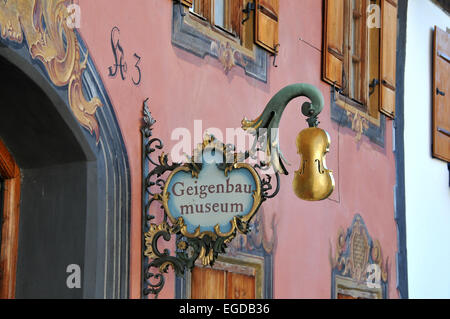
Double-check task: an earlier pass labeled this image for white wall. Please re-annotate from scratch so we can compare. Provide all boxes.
[404,0,450,299]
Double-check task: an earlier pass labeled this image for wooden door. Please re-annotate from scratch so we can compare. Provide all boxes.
[0,139,20,299]
[191,267,226,299]
[190,266,256,299]
[226,272,255,299]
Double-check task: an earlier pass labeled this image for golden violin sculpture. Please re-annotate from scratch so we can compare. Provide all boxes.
[242,83,334,201]
[293,127,335,201]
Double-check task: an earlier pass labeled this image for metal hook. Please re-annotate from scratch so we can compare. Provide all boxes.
[331,82,338,102]
[272,43,280,67]
[436,88,446,96]
[369,78,380,96]
[242,2,255,24]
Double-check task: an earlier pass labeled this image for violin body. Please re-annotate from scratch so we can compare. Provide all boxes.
[292,127,335,201]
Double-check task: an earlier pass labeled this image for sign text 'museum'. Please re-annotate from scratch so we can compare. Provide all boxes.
[171,178,252,215]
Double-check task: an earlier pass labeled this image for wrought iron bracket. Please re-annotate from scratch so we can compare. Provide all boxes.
[272,43,280,67]
[141,99,280,299]
[142,84,329,298]
[436,87,446,96]
[242,2,256,24]
[369,78,380,96]
[242,83,325,175]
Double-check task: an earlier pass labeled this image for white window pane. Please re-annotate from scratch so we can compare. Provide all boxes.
[215,0,225,28]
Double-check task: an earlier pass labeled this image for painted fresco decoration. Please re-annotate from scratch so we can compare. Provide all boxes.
[1,1,132,298]
[0,0,102,142]
[347,110,370,142]
[141,100,280,298]
[210,40,247,74]
[108,26,142,86]
[228,208,277,255]
[331,89,386,147]
[330,215,388,298]
[171,2,268,82]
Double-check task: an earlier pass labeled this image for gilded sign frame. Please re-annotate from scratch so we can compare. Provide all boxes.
[161,137,262,241]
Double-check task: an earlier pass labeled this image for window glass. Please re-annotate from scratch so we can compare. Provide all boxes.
[214,0,225,29]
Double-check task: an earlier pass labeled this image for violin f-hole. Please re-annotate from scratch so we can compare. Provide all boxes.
[315,159,325,174]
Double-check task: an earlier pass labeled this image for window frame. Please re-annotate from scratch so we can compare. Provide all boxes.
[189,0,246,47]
[334,275,383,299]
[172,1,268,82]
[342,0,369,107]
[323,0,393,121]
[323,0,399,146]
[339,0,387,120]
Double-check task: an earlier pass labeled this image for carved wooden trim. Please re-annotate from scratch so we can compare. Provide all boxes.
[0,139,20,299]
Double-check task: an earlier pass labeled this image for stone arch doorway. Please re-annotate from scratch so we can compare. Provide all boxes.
[0,36,130,298]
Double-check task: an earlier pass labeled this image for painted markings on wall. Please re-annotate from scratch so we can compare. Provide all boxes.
[108,26,143,86]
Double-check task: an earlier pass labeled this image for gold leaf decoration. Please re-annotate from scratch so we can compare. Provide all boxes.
[346,110,369,142]
[0,0,102,142]
[210,40,247,74]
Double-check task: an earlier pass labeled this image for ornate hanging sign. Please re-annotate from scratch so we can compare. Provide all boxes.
[141,105,279,298]
[142,83,334,298]
[162,139,262,239]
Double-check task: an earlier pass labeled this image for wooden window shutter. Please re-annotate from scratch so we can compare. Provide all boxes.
[432,26,450,162]
[191,0,211,21]
[322,0,345,88]
[254,0,279,54]
[379,0,398,119]
[230,0,243,38]
[181,0,193,8]
[203,0,212,22]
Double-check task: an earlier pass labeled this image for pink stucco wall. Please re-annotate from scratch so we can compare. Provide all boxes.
[78,0,398,299]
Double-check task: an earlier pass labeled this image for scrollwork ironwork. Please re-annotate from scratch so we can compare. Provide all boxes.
[141,100,280,299]
[142,98,180,298]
